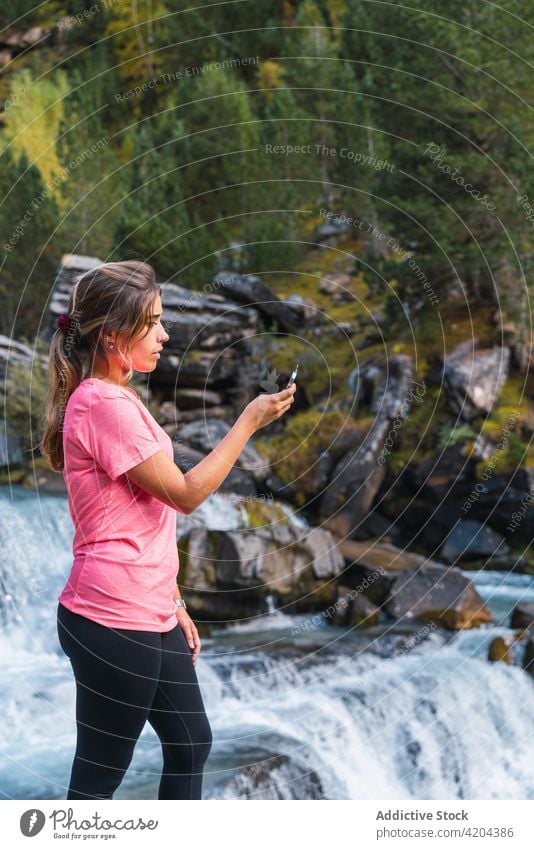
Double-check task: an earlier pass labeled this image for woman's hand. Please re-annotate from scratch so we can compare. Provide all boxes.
[175,607,201,665]
[243,383,296,432]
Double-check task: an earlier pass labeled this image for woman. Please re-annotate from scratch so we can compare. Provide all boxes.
[40,260,296,800]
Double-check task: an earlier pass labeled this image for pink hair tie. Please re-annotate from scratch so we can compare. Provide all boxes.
[57,313,70,332]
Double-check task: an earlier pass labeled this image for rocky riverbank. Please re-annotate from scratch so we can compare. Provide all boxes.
[3,250,534,635]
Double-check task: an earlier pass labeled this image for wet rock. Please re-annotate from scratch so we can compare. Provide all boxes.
[335,539,444,606]
[510,603,534,629]
[219,753,325,800]
[488,635,514,664]
[384,564,493,630]
[177,522,343,621]
[330,584,381,627]
[21,466,67,494]
[524,631,534,678]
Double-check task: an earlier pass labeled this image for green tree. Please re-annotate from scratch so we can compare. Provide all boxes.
[104,0,168,115]
[113,116,219,283]
[341,0,534,329]
[0,145,59,337]
[55,68,124,257]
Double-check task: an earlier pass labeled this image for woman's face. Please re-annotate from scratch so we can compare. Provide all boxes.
[124,294,170,373]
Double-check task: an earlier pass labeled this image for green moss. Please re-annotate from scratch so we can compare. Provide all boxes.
[0,469,25,484]
[255,408,360,491]
[387,386,449,474]
[414,304,495,357]
[241,499,289,527]
[476,434,527,476]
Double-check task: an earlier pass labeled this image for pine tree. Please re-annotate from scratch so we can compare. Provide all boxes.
[0,145,59,337]
[55,68,123,257]
[104,0,167,114]
[341,0,534,329]
[113,115,219,283]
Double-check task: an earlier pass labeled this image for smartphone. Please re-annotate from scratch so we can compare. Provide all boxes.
[286,363,299,388]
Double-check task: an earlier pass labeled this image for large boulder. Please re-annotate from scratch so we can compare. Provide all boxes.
[442,340,510,420]
[510,603,534,629]
[177,521,344,622]
[348,354,416,419]
[406,447,478,502]
[384,564,493,630]
[319,416,388,537]
[211,270,315,332]
[219,753,325,800]
[177,418,269,481]
[334,539,444,606]
[465,469,534,546]
[439,520,510,565]
[322,356,422,537]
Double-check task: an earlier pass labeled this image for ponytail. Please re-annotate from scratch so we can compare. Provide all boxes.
[39,260,160,472]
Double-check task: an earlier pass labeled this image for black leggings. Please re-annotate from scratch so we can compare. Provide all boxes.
[56,602,212,800]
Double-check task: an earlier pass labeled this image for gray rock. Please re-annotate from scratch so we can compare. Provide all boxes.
[219,753,325,800]
[174,388,223,409]
[407,447,477,502]
[439,519,510,564]
[510,603,534,629]
[318,271,355,303]
[316,217,352,240]
[177,522,343,620]
[172,441,257,496]
[330,585,380,627]
[319,416,389,536]
[177,418,269,481]
[348,354,417,419]
[212,270,305,331]
[384,564,493,630]
[443,340,510,419]
[0,335,44,381]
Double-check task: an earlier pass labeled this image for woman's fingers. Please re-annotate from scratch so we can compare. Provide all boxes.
[180,620,201,664]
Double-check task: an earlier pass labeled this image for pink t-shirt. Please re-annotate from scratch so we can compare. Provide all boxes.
[58,377,181,631]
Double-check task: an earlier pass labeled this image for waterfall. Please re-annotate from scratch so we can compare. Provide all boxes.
[0,488,533,800]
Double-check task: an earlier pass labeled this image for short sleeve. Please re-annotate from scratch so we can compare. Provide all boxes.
[76,393,164,481]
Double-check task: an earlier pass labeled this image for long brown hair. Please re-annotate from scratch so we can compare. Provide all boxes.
[40,260,161,472]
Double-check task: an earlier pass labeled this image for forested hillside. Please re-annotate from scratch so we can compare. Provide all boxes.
[2,1,534,508]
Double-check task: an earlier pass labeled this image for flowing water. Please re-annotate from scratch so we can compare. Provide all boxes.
[0,487,533,800]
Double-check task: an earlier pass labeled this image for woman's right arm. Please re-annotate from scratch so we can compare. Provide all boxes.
[125,384,296,513]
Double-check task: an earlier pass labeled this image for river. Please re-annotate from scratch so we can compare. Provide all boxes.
[0,487,533,800]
